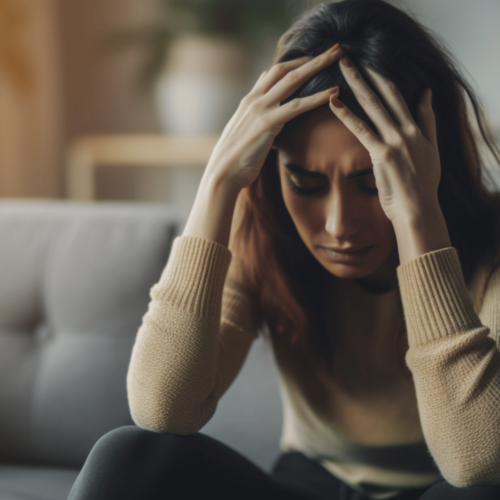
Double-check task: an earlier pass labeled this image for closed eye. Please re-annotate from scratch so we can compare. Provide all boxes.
[287,175,325,196]
[288,178,378,197]
[289,182,325,196]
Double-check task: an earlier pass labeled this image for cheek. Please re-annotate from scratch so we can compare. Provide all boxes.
[282,191,324,239]
[371,204,394,235]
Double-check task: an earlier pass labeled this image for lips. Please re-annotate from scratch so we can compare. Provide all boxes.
[320,246,371,254]
[318,245,375,261]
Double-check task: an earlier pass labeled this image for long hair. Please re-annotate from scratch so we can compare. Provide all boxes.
[229,0,500,380]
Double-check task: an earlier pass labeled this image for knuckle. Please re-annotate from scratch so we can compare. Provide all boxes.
[380,146,395,161]
[362,92,380,108]
[296,55,310,64]
[240,94,253,107]
[247,99,263,116]
[353,120,369,136]
[314,91,327,102]
[271,62,288,76]
[404,124,419,138]
[311,54,324,66]
[385,82,400,97]
[388,132,405,148]
[288,98,302,110]
[285,69,300,83]
[351,70,363,82]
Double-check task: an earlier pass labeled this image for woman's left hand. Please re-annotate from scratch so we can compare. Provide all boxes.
[329,56,441,226]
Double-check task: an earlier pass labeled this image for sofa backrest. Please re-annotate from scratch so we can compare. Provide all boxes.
[0,200,180,467]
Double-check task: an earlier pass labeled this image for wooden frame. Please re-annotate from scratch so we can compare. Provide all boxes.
[65,134,220,200]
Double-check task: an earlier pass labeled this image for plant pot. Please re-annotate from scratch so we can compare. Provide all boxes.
[154,33,253,135]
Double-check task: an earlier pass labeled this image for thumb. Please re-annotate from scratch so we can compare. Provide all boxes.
[417,88,437,148]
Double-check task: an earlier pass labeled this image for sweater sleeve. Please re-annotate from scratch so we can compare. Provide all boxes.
[396,246,500,487]
[126,236,261,435]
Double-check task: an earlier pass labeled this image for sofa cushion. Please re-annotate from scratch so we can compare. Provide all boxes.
[0,465,80,500]
[0,200,180,468]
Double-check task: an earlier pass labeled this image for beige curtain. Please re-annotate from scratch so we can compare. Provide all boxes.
[0,0,62,197]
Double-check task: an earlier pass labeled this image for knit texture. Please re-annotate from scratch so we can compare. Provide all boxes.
[127,235,500,496]
[397,247,500,486]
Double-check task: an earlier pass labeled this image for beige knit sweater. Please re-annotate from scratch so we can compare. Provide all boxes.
[127,235,500,499]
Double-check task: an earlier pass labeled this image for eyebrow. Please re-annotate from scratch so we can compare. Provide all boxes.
[283,163,374,179]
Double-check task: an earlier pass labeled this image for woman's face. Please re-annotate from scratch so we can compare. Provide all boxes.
[272,104,399,289]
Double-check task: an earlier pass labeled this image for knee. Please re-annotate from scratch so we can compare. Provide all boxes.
[89,426,158,458]
[70,427,202,500]
[87,425,202,468]
[419,479,500,500]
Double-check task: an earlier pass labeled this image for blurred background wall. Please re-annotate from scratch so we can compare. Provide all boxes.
[0,0,499,220]
[57,0,161,203]
[393,0,500,125]
[58,0,160,138]
[0,0,63,197]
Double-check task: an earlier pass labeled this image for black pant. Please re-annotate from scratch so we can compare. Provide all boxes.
[67,426,500,500]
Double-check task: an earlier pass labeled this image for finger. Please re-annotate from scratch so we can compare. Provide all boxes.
[261,44,343,106]
[255,69,269,86]
[339,56,399,142]
[272,86,340,125]
[363,66,416,131]
[252,56,311,96]
[417,88,437,148]
[329,95,384,152]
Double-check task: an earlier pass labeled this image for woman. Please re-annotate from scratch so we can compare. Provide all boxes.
[68,0,500,499]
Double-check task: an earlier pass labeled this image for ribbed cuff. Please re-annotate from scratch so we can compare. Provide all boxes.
[396,247,481,346]
[154,236,232,318]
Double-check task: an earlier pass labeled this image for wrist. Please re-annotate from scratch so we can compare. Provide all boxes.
[393,204,452,265]
[204,170,242,202]
[182,171,242,248]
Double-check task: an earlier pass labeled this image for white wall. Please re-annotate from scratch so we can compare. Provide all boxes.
[391,0,500,189]
[391,0,500,127]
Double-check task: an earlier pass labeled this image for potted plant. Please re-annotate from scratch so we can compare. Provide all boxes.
[104,0,307,134]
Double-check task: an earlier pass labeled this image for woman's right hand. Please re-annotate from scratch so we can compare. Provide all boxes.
[182,43,343,247]
[205,43,343,192]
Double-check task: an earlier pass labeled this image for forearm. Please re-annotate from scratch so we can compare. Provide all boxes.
[393,202,452,266]
[397,247,500,485]
[183,170,241,248]
[127,237,232,434]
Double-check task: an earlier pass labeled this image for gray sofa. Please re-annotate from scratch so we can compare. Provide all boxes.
[0,200,282,500]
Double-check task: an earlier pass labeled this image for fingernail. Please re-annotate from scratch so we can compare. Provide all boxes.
[328,43,340,53]
[328,86,339,95]
[330,96,345,109]
[341,56,353,68]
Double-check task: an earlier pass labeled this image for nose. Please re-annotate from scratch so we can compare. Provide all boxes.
[324,184,360,240]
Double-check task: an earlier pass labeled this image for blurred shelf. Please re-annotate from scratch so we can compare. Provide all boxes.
[65,134,220,200]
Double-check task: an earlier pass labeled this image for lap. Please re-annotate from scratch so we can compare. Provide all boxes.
[69,426,323,500]
[271,451,355,500]
[69,426,500,500]
[418,479,500,500]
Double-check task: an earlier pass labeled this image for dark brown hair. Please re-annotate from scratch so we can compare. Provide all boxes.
[229,0,500,380]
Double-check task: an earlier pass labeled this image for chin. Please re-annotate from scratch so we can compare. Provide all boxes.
[316,254,376,280]
[324,263,374,280]
[312,244,375,270]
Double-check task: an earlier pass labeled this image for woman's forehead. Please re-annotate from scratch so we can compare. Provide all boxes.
[277,106,369,162]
